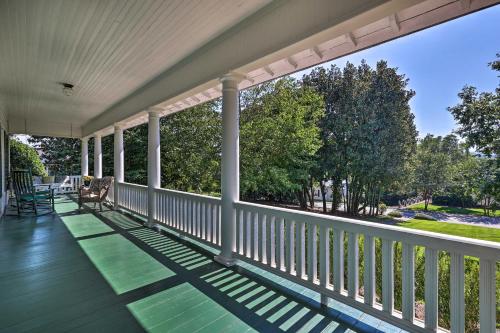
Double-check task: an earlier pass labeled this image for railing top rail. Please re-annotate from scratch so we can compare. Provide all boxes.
[118,181,148,189]
[154,187,221,202]
[235,201,500,261]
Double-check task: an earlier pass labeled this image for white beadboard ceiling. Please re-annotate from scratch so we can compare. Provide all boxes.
[0,0,271,134]
[1,0,497,138]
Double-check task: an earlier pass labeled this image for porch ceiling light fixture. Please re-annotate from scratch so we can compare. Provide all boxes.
[61,83,74,96]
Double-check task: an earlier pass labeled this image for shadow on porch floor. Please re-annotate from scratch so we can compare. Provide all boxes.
[0,196,405,333]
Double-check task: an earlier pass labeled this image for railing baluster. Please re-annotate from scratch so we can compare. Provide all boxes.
[296,221,305,279]
[450,252,464,333]
[364,235,375,306]
[307,223,317,283]
[245,211,251,257]
[253,212,259,261]
[206,203,212,243]
[479,258,496,333]
[333,229,344,292]
[286,220,295,275]
[382,239,394,314]
[277,217,285,270]
[202,202,207,239]
[265,214,271,265]
[235,208,241,254]
[268,216,276,267]
[402,242,415,322]
[347,232,359,299]
[259,213,265,262]
[319,225,330,305]
[424,248,438,331]
[213,204,218,244]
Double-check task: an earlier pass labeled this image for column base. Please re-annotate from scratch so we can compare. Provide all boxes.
[146,218,155,228]
[320,294,329,307]
[214,254,237,267]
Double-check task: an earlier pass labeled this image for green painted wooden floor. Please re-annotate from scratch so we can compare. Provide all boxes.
[0,196,404,333]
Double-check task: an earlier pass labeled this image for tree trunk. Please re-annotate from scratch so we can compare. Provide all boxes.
[320,180,327,213]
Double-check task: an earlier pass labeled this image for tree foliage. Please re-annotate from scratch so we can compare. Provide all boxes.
[448,54,500,156]
[27,136,81,175]
[161,101,222,194]
[240,78,324,205]
[10,139,47,176]
[413,134,456,210]
[303,60,417,215]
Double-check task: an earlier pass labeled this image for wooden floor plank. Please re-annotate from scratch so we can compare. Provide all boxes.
[0,195,390,333]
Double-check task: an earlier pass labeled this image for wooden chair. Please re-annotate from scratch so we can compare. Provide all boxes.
[11,169,55,215]
[78,176,113,212]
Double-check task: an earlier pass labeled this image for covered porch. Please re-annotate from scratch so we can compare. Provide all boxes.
[0,195,400,333]
[0,0,498,332]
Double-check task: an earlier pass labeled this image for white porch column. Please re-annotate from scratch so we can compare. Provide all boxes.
[113,125,124,209]
[94,133,102,178]
[81,138,88,176]
[147,108,161,227]
[215,73,243,266]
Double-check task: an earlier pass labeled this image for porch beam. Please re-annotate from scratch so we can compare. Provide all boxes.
[83,0,428,137]
[81,138,88,177]
[113,125,124,210]
[94,134,102,178]
[215,72,244,266]
[147,108,162,227]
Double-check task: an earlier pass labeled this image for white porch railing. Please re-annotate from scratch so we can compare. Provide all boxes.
[234,201,499,332]
[114,182,499,332]
[116,182,148,216]
[34,175,82,194]
[153,187,221,248]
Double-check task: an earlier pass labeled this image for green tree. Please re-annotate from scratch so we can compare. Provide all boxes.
[303,60,417,215]
[240,78,324,207]
[10,139,47,176]
[123,124,148,185]
[27,136,81,175]
[413,135,453,210]
[160,101,222,194]
[448,54,500,157]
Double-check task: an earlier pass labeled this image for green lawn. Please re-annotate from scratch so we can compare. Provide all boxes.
[397,219,500,242]
[407,203,500,217]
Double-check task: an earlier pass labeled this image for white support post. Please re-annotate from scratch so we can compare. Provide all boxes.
[364,235,375,306]
[402,243,415,322]
[94,133,102,178]
[147,108,161,228]
[382,239,394,314]
[450,252,464,333]
[347,232,359,299]
[425,248,438,331]
[479,258,496,333]
[81,138,88,176]
[333,229,344,292]
[113,125,124,210]
[215,72,243,267]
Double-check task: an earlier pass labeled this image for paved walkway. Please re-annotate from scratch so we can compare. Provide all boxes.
[394,208,500,229]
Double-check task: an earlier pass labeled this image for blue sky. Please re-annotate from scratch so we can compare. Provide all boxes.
[294,5,500,138]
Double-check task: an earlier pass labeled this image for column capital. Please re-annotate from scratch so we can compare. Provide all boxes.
[114,123,124,131]
[81,137,89,143]
[147,106,163,117]
[220,72,245,85]
[94,132,102,138]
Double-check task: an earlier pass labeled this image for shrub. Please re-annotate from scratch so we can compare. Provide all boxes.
[381,192,416,206]
[432,194,475,208]
[388,210,403,218]
[10,139,47,176]
[378,203,387,215]
[414,213,437,221]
